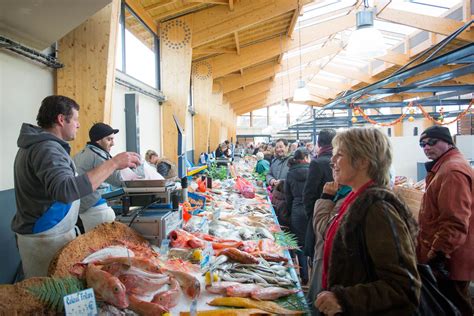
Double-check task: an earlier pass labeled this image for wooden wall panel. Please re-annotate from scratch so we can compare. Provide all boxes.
[209,91,223,151]
[220,102,230,142]
[192,62,213,162]
[160,16,193,164]
[56,0,120,154]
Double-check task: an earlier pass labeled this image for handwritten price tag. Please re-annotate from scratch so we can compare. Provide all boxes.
[64,288,97,316]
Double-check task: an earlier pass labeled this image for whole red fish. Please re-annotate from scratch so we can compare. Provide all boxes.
[128,294,168,316]
[118,273,169,296]
[205,281,240,295]
[152,277,180,309]
[252,251,288,263]
[85,264,129,309]
[169,229,205,249]
[250,286,299,300]
[218,248,259,264]
[166,270,201,300]
[226,284,263,298]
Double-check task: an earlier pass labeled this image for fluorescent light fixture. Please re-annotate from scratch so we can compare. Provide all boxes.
[346,10,386,59]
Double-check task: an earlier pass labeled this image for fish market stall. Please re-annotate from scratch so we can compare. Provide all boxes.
[0,158,307,315]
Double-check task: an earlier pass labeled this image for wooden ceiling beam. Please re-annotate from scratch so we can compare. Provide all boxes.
[283,40,343,71]
[236,104,267,115]
[234,32,240,55]
[143,0,177,11]
[231,93,269,110]
[125,0,159,35]
[215,40,342,95]
[193,47,238,54]
[225,79,274,104]
[206,23,348,79]
[191,0,313,48]
[235,100,270,115]
[322,64,377,84]
[214,62,277,93]
[238,85,329,112]
[375,5,474,42]
[375,51,410,66]
[308,79,352,92]
[186,0,228,5]
[307,85,336,99]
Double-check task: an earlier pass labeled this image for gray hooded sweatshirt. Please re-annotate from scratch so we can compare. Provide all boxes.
[73,144,122,213]
[12,123,93,234]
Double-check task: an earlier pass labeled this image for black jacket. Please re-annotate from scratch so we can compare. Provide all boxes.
[302,151,333,257]
[285,163,309,214]
[271,181,290,229]
[285,163,310,246]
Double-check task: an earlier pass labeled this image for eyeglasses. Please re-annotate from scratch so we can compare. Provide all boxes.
[419,138,439,148]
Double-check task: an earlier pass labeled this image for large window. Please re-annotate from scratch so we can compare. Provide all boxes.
[252,108,268,127]
[237,115,251,127]
[116,4,159,89]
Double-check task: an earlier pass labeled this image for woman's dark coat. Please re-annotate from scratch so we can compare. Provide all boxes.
[285,163,309,247]
[328,186,421,315]
[271,181,290,229]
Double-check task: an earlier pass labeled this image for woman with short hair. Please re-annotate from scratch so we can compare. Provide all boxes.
[315,127,421,315]
[145,149,159,166]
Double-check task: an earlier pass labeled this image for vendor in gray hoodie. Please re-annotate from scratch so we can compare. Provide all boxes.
[11,95,140,278]
[73,123,139,232]
[266,138,291,189]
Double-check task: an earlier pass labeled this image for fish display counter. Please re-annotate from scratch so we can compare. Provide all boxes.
[0,157,308,315]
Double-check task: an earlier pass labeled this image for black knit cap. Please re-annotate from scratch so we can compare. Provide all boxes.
[420,125,453,145]
[89,123,119,142]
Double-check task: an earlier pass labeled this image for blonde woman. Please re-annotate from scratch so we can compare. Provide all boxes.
[315,127,421,315]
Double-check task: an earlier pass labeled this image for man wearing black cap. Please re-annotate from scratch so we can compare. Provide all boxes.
[74,122,141,232]
[417,125,473,316]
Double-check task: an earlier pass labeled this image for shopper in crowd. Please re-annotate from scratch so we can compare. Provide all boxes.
[266,138,290,189]
[271,180,290,230]
[305,142,315,156]
[255,152,270,175]
[246,143,255,155]
[302,129,336,262]
[285,148,311,285]
[266,142,274,153]
[263,148,274,163]
[306,181,351,316]
[289,141,299,154]
[11,95,140,277]
[145,149,159,166]
[417,125,473,316]
[215,143,226,158]
[315,127,421,316]
[252,143,261,155]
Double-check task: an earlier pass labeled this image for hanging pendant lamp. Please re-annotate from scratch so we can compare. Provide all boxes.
[346,9,386,59]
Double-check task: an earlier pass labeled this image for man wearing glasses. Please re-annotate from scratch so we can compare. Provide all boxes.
[416,125,473,316]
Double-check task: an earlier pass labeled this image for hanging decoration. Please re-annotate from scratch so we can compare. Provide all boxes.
[349,98,473,127]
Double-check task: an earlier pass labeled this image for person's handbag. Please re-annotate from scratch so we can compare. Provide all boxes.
[415,264,461,316]
[358,203,461,316]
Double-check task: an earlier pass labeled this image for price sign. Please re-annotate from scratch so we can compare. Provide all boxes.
[64,288,97,316]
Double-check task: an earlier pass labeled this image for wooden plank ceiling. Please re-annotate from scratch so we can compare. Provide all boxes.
[125,0,473,115]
